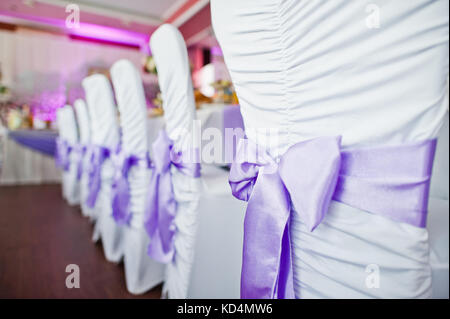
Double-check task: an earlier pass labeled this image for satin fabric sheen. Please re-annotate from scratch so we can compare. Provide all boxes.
[86,145,111,208]
[145,130,201,264]
[55,138,72,172]
[229,137,437,299]
[111,148,151,226]
[211,0,448,299]
[75,144,87,181]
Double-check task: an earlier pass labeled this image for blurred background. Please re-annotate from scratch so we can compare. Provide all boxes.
[0,0,236,131]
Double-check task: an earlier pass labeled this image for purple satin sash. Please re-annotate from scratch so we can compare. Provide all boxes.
[55,137,63,168]
[73,144,87,181]
[111,148,151,226]
[145,130,201,263]
[57,139,73,172]
[229,137,437,299]
[86,145,111,208]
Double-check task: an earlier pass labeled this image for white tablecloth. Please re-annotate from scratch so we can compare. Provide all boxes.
[147,104,241,165]
[0,127,61,185]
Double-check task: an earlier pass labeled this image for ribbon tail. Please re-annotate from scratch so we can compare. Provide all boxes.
[146,170,177,263]
[146,171,171,262]
[76,149,84,181]
[86,151,105,208]
[111,175,132,225]
[86,168,100,208]
[275,219,295,299]
[240,171,292,299]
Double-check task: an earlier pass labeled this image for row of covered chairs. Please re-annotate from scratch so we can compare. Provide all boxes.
[55,6,449,298]
[55,24,246,298]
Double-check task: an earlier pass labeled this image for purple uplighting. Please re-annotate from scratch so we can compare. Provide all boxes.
[69,22,149,53]
[29,90,66,122]
[0,10,149,52]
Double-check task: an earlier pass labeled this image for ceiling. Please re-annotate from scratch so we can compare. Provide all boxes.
[53,0,185,23]
[0,0,212,49]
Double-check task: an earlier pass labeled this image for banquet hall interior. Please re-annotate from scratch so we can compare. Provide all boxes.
[0,0,448,300]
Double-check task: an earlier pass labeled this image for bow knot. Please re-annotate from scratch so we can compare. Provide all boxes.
[73,143,87,180]
[56,139,73,172]
[145,130,200,263]
[152,130,174,174]
[86,145,111,208]
[229,136,342,299]
[111,147,150,226]
[230,136,436,299]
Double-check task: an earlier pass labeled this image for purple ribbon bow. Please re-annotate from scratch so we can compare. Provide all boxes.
[86,145,111,208]
[111,148,150,226]
[55,138,73,172]
[61,141,73,172]
[229,136,436,299]
[145,130,201,263]
[55,137,63,168]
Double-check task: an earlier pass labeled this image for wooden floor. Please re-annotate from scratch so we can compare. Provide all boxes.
[0,184,162,299]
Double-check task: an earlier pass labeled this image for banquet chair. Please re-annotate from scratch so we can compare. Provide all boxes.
[82,74,124,263]
[211,0,449,299]
[150,24,246,299]
[110,59,165,294]
[74,99,93,218]
[57,105,80,206]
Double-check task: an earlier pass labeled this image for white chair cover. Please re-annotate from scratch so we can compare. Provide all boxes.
[150,24,202,299]
[59,105,80,206]
[74,99,93,218]
[110,59,165,294]
[82,74,123,263]
[211,0,449,298]
[151,24,247,299]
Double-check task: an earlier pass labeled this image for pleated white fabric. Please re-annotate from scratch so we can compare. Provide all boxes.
[150,24,202,299]
[110,59,165,294]
[58,105,80,206]
[82,74,123,263]
[74,99,93,218]
[211,0,449,298]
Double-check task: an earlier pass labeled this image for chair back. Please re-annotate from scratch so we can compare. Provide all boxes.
[150,24,196,150]
[74,99,91,145]
[110,59,150,225]
[82,74,119,149]
[149,24,201,299]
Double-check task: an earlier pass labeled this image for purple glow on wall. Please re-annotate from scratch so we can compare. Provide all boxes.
[67,86,85,106]
[70,22,149,51]
[0,10,149,51]
[30,90,66,122]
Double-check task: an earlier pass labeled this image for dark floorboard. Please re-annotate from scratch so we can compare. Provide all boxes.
[0,184,162,299]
